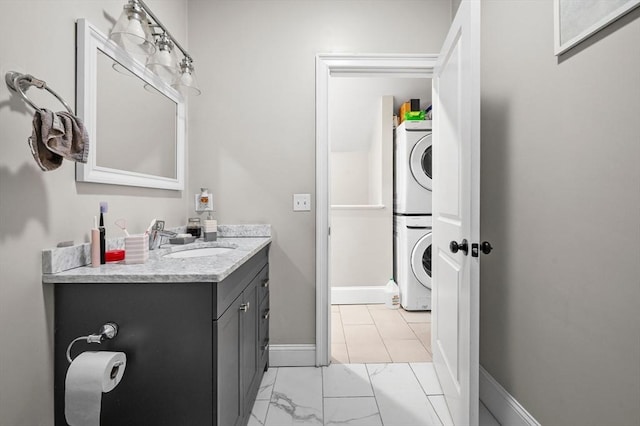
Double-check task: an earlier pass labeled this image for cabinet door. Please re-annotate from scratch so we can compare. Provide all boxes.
[240,280,259,415]
[54,283,214,426]
[216,296,242,426]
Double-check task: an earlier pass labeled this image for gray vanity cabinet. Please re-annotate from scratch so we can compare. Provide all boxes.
[258,279,270,370]
[216,289,242,426]
[216,263,266,426]
[53,246,269,426]
[240,279,259,413]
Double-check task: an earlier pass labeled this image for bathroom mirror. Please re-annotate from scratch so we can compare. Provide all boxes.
[75,19,185,190]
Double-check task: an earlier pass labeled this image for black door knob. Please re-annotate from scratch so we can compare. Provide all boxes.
[449,239,469,255]
[480,241,493,254]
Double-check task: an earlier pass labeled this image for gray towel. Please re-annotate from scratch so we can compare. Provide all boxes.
[28,109,89,171]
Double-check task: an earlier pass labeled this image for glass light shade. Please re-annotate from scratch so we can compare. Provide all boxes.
[110,1,156,60]
[146,34,178,83]
[171,58,201,96]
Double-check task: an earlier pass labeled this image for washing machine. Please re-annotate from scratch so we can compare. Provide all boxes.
[393,215,432,311]
[393,120,433,215]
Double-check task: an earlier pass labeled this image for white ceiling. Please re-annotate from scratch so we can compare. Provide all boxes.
[330,76,432,152]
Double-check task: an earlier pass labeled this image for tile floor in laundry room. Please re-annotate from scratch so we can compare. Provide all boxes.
[249,304,501,425]
[331,304,432,364]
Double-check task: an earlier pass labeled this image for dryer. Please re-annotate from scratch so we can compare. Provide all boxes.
[394,120,433,215]
[393,215,432,311]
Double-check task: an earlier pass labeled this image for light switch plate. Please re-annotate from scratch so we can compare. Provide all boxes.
[293,193,311,211]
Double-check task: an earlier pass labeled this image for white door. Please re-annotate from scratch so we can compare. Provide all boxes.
[431,1,481,425]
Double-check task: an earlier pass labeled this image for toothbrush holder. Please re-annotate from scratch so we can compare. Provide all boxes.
[125,234,149,264]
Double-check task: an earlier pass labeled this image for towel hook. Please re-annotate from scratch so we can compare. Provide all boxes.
[5,71,74,114]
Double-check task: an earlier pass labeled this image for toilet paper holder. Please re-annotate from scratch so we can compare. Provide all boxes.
[66,322,119,363]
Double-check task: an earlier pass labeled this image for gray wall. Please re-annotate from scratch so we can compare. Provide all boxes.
[0,1,188,424]
[5,1,636,425]
[480,1,640,425]
[452,0,462,17]
[187,0,453,344]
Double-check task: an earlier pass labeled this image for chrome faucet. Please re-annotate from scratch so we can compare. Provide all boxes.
[149,220,177,250]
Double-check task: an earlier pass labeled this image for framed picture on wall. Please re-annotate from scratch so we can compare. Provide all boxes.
[554,0,640,55]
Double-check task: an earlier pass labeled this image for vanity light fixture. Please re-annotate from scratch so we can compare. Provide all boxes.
[110,0,155,59]
[110,0,201,96]
[173,57,202,96]
[146,32,178,83]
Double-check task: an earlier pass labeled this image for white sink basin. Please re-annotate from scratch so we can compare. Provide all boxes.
[163,247,233,259]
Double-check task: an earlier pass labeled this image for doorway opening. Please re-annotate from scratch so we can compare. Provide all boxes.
[329,80,433,363]
[315,54,438,366]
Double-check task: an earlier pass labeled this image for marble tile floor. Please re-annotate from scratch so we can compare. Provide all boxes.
[332,304,432,364]
[249,363,501,426]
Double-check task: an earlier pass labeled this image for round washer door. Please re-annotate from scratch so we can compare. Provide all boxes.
[409,133,432,190]
[411,232,432,289]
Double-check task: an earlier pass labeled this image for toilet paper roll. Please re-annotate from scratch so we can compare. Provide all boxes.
[65,351,126,426]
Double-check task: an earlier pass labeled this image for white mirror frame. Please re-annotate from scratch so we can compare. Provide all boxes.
[75,18,185,190]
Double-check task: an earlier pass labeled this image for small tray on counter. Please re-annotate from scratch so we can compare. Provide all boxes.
[169,236,196,245]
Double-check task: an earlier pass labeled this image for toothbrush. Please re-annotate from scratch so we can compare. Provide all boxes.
[99,202,108,227]
[99,202,108,264]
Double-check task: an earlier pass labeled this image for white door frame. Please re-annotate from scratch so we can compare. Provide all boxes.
[315,53,438,366]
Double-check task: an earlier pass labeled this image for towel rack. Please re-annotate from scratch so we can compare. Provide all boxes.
[5,71,74,114]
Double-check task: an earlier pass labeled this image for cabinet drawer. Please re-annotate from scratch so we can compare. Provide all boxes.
[258,293,270,365]
[257,271,270,305]
[214,247,268,319]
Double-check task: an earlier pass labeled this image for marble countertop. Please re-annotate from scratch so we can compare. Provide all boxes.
[42,237,271,284]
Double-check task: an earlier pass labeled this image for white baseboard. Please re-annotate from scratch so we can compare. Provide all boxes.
[331,285,387,305]
[479,366,541,426]
[269,344,316,367]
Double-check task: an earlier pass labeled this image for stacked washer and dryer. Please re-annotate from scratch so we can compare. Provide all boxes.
[393,120,433,311]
